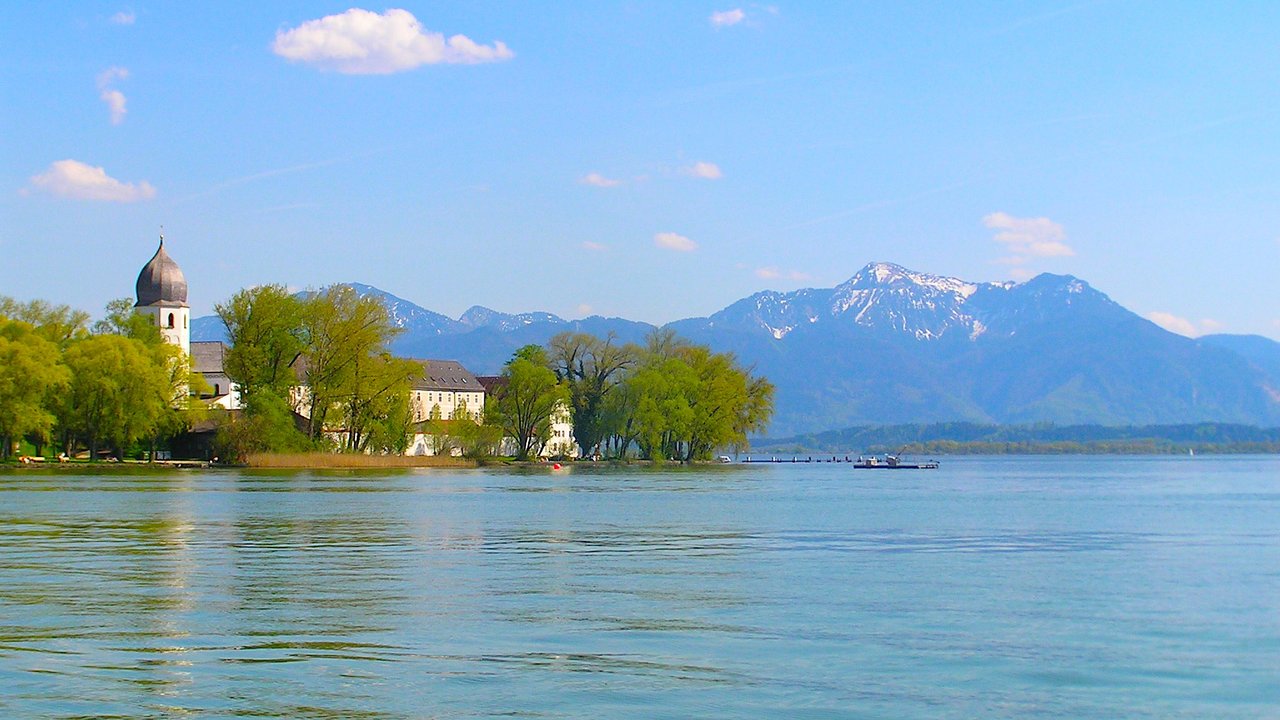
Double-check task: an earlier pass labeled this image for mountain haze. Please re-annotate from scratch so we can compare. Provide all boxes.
[191,263,1280,436]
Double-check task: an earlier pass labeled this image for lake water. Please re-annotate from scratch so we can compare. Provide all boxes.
[1,456,1278,718]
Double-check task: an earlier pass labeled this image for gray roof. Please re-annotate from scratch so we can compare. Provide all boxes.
[135,238,188,307]
[410,359,481,392]
[190,341,228,374]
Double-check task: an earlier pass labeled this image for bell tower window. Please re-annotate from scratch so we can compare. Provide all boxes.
[167,313,175,328]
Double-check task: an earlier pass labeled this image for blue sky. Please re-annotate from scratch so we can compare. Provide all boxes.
[3,2,1279,339]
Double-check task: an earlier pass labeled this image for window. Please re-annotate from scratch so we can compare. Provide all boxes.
[167,313,175,328]
[214,384,220,395]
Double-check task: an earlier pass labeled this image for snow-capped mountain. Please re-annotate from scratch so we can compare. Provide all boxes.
[694,262,1120,343]
[347,283,465,337]
[458,305,565,332]
[191,265,1280,435]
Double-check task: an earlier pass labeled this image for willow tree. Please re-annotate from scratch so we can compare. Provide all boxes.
[216,285,307,402]
[336,352,418,453]
[0,320,69,458]
[0,296,90,347]
[491,345,568,460]
[299,286,403,444]
[60,334,170,459]
[547,332,636,458]
[601,330,775,462]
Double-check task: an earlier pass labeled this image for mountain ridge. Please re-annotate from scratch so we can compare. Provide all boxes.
[190,263,1280,435]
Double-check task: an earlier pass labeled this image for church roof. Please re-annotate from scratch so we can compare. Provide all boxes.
[409,359,481,392]
[135,237,188,307]
[190,341,228,374]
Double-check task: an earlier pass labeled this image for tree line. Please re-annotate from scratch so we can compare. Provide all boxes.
[217,286,774,462]
[0,296,202,460]
[3,285,776,464]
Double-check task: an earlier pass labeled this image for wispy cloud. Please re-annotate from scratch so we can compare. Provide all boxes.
[576,303,594,316]
[755,267,811,281]
[654,232,697,252]
[273,8,513,74]
[26,159,156,202]
[579,172,622,188]
[110,10,135,25]
[983,212,1074,267]
[96,66,129,125]
[681,161,723,180]
[710,8,746,27]
[1147,312,1223,338]
[582,241,607,251]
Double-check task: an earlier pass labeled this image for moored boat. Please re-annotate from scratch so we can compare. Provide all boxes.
[853,453,938,469]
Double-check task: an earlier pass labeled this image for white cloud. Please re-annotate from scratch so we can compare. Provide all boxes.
[100,89,127,125]
[97,66,129,124]
[110,10,135,25]
[579,172,622,188]
[710,8,746,27]
[682,161,723,180]
[755,267,811,281]
[654,232,697,252]
[27,160,156,202]
[577,303,594,316]
[1146,312,1223,338]
[97,66,128,87]
[582,241,607,251]
[272,8,514,74]
[983,211,1074,259]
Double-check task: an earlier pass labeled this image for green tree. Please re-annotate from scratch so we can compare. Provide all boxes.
[93,297,161,343]
[300,286,403,442]
[0,320,70,459]
[93,297,208,456]
[337,353,418,453]
[216,285,307,401]
[548,332,636,458]
[451,413,503,459]
[213,391,311,462]
[0,296,90,347]
[421,405,456,456]
[491,345,569,460]
[613,330,775,462]
[60,335,170,459]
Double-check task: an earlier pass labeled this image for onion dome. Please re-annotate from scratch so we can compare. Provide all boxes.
[135,236,188,306]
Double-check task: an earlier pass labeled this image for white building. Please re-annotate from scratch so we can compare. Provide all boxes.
[405,360,486,456]
[409,360,484,422]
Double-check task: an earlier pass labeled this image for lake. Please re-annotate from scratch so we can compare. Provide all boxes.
[1,456,1278,718]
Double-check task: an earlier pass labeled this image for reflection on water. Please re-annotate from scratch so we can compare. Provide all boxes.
[1,458,1279,718]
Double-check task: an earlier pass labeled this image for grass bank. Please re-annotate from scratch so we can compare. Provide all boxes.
[244,453,477,469]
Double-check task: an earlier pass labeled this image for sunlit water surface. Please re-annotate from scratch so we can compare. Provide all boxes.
[2,456,1278,718]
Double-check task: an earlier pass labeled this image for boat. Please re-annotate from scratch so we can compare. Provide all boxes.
[853,453,939,470]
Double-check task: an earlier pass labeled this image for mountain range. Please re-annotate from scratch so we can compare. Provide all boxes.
[192,263,1280,437]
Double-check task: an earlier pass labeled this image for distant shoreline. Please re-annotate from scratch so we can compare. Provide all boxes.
[753,422,1280,455]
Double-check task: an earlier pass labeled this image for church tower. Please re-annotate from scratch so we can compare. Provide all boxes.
[134,234,190,355]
